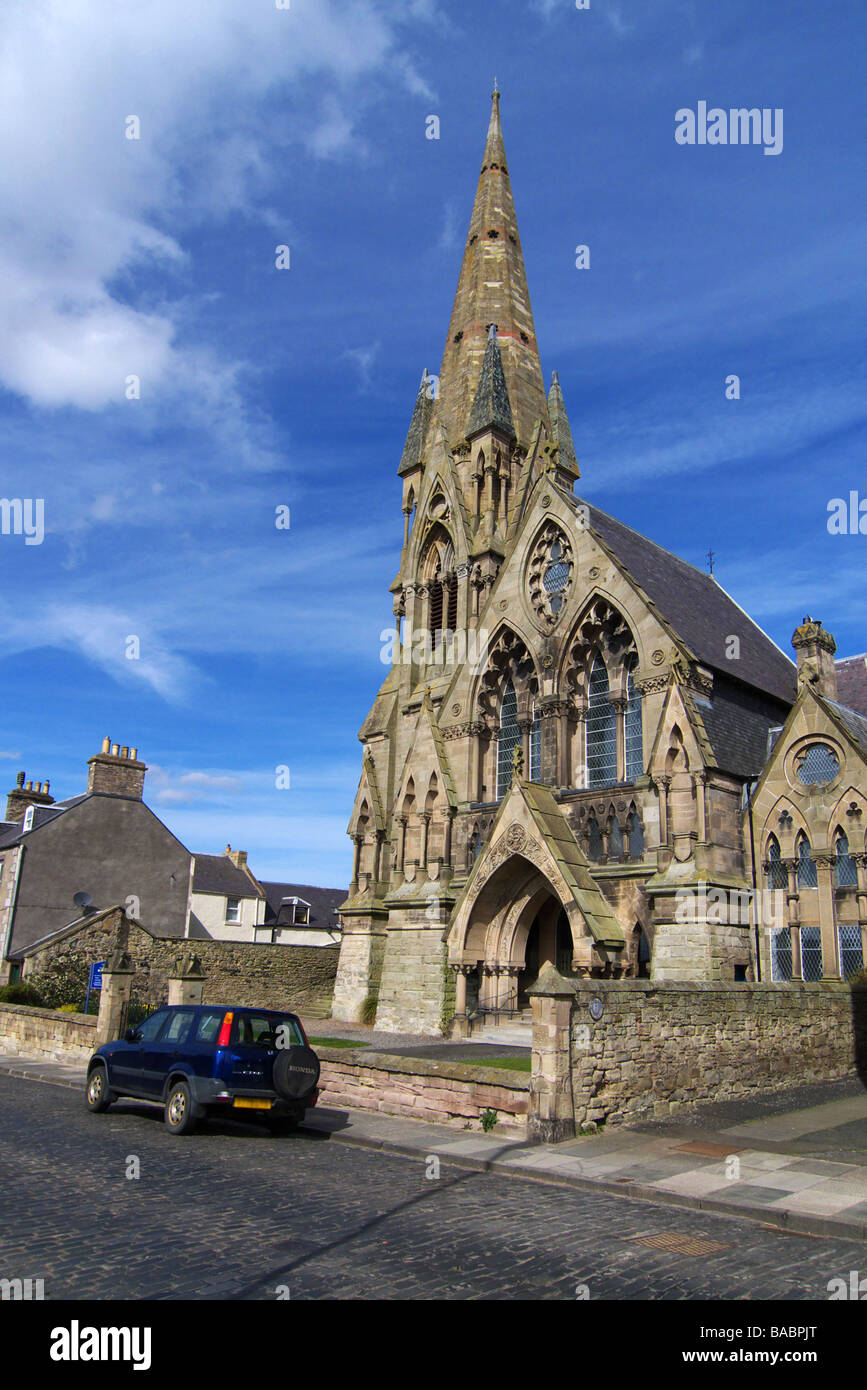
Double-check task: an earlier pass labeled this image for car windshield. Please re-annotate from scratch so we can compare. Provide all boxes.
[229,1013,303,1048]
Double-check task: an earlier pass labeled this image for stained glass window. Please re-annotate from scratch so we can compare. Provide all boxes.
[586,656,617,787]
[497,681,521,798]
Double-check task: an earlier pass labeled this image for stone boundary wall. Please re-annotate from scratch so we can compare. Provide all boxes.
[0,1003,97,1062]
[317,1047,529,1134]
[570,980,867,1130]
[21,911,339,1015]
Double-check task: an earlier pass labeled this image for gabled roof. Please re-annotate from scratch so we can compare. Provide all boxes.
[584,500,798,706]
[192,854,261,898]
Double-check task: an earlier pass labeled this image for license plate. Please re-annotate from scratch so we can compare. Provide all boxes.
[233,1098,272,1110]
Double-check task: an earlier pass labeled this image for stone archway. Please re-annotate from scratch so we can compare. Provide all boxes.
[449,851,592,1021]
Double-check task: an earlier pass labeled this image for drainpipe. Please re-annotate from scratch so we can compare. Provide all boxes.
[745,779,761,982]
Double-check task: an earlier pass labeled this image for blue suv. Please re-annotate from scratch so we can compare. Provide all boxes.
[85,1004,321,1135]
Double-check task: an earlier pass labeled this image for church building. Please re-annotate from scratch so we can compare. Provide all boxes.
[332,90,867,1036]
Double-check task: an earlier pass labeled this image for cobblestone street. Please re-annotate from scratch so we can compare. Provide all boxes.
[1,1075,865,1301]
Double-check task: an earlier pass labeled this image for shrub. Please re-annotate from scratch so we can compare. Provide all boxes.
[480,1108,499,1132]
[0,982,45,1007]
[361,994,378,1026]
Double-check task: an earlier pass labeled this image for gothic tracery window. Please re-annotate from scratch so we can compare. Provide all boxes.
[625,660,643,781]
[835,830,858,888]
[586,656,617,788]
[766,834,788,891]
[497,681,521,798]
[797,834,818,888]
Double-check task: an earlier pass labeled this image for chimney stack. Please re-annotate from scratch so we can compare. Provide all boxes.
[86,737,147,800]
[224,845,248,870]
[792,617,838,702]
[5,770,55,823]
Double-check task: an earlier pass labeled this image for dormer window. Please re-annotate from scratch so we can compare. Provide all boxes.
[23,807,34,832]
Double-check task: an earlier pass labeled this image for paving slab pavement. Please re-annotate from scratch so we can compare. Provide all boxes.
[3,1045,867,1243]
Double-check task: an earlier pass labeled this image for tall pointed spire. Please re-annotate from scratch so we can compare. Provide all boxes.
[437,89,549,452]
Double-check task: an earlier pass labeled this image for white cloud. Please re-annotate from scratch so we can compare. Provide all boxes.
[0,0,428,413]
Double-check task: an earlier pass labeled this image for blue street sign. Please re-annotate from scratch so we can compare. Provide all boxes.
[89,960,106,990]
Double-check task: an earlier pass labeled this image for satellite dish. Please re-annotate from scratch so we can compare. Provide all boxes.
[73,891,93,911]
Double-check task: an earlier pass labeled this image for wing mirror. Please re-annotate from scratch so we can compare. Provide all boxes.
[124,1027,142,1043]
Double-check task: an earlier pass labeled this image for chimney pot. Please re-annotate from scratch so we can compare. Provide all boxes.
[120,746,129,759]
[102,736,111,753]
[111,743,120,756]
[25,781,32,791]
[130,748,138,761]
[16,771,24,788]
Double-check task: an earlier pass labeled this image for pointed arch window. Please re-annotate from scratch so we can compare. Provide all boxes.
[766,835,788,891]
[587,814,603,861]
[835,831,858,888]
[497,681,521,798]
[625,661,643,782]
[586,656,617,788]
[797,835,818,889]
[626,808,644,858]
[608,814,623,859]
[529,701,541,781]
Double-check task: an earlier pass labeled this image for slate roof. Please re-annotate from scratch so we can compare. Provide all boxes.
[260,881,344,929]
[836,654,867,718]
[584,501,798,706]
[695,676,789,778]
[192,854,261,898]
[826,700,867,760]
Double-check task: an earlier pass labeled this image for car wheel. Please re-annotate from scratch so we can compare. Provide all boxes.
[86,1065,112,1113]
[164,1080,197,1135]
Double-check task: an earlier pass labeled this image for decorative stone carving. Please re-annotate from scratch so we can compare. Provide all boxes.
[527,521,574,630]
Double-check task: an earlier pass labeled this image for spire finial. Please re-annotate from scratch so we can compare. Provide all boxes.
[493,77,499,97]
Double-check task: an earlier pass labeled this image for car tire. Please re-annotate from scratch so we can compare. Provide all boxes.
[164,1080,197,1135]
[86,1065,112,1113]
[272,1045,320,1103]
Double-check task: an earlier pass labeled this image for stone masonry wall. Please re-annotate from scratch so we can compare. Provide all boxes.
[0,1003,97,1062]
[317,1047,528,1133]
[22,913,339,1015]
[569,980,866,1129]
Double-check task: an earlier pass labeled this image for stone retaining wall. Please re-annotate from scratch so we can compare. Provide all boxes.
[0,1002,97,1062]
[21,909,339,1014]
[570,980,867,1129]
[317,1047,529,1133]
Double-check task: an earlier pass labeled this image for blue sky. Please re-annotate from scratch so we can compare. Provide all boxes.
[1,0,864,888]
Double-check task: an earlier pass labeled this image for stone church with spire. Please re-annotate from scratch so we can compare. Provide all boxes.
[331,90,867,1036]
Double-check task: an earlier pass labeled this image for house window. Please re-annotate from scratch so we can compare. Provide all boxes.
[293,903,309,925]
[23,807,34,832]
[226,897,241,923]
[770,928,793,982]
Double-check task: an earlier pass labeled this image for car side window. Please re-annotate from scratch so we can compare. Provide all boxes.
[160,1010,195,1043]
[136,1010,169,1041]
[194,1011,225,1044]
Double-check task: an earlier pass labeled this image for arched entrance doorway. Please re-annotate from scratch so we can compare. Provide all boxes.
[450,852,591,1025]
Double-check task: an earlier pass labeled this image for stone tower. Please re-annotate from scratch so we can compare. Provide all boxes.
[332,91,799,1034]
